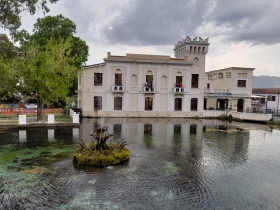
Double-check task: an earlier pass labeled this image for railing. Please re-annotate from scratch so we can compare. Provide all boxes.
[246,108,272,114]
[273,109,280,116]
[204,89,231,95]
[251,101,265,105]
[143,86,157,93]
[111,85,126,92]
[173,87,186,94]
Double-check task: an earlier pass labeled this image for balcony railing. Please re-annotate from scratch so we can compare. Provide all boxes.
[173,87,186,94]
[251,100,265,105]
[143,86,157,93]
[111,85,126,92]
[204,89,231,95]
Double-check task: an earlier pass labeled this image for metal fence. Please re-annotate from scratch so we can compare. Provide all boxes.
[246,108,273,114]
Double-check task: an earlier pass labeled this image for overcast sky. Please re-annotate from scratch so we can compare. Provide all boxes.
[2,0,280,76]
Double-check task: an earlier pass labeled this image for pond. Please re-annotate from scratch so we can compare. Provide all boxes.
[0,118,280,209]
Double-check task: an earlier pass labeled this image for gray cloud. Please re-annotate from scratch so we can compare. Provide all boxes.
[100,0,280,46]
[209,0,280,44]
[102,0,212,45]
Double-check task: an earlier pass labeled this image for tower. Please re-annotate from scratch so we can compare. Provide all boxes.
[174,36,209,59]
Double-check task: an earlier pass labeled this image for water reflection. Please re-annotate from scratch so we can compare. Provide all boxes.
[1,118,279,210]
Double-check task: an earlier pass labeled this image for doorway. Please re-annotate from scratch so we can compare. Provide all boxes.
[237,99,244,112]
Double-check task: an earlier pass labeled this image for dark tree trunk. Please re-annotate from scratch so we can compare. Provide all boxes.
[37,96,43,122]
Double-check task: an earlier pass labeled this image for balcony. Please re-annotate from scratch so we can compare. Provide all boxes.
[173,87,186,94]
[143,86,157,93]
[111,85,126,93]
[204,89,231,95]
[251,100,265,105]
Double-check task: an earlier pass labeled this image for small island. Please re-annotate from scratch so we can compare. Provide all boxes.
[73,123,130,168]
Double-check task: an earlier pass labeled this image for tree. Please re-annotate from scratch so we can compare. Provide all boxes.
[0,34,18,101]
[15,37,78,120]
[0,56,18,101]
[19,15,89,97]
[31,15,88,68]
[0,0,59,37]
[0,34,16,59]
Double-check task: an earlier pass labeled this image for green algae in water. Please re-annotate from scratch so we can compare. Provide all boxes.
[0,140,74,199]
[165,161,179,175]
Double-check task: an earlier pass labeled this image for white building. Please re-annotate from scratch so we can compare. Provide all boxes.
[77,36,210,118]
[205,67,254,112]
[252,88,280,113]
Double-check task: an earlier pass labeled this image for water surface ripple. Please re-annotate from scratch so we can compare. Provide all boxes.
[0,119,280,209]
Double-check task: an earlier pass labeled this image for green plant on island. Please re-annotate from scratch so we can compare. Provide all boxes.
[73,123,130,168]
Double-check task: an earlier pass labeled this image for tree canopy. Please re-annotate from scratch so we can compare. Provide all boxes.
[15,37,78,119]
[20,15,89,68]
[0,34,16,59]
[0,14,88,119]
[0,0,59,37]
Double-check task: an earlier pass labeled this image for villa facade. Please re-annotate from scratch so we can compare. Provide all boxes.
[204,67,254,112]
[77,36,210,117]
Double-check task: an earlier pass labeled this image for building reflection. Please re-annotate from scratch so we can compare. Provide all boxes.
[80,118,272,167]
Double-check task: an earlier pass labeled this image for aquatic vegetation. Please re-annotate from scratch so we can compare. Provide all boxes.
[73,123,130,167]
[0,140,74,200]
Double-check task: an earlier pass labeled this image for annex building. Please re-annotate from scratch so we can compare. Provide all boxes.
[77,36,210,117]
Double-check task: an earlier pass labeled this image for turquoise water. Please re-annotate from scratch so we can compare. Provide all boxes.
[0,119,279,209]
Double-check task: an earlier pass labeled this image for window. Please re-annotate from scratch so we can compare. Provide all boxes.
[237,80,246,87]
[175,98,182,111]
[146,75,153,83]
[218,73,223,79]
[226,72,231,78]
[79,73,81,85]
[145,97,153,111]
[267,95,276,101]
[213,73,217,79]
[207,83,210,89]
[176,76,182,84]
[115,74,122,85]
[191,98,198,111]
[94,73,102,86]
[94,96,102,110]
[208,74,212,80]
[114,97,122,110]
[191,74,199,88]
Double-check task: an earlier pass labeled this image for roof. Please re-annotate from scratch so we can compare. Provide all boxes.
[206,67,255,74]
[252,88,280,94]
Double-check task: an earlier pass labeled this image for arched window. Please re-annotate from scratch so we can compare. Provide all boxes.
[194,46,197,51]
[115,69,122,85]
[114,97,122,110]
[131,74,137,86]
[175,98,182,111]
[190,46,193,51]
[161,76,167,88]
[145,97,153,111]
[202,47,205,52]
[146,71,153,84]
[94,96,102,110]
[198,47,201,53]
